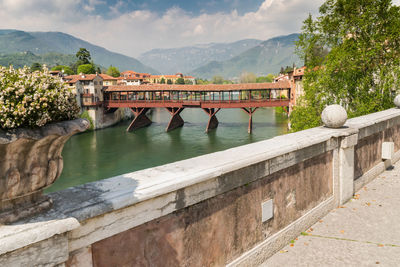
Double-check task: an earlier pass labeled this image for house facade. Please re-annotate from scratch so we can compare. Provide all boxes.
[63,73,131,129]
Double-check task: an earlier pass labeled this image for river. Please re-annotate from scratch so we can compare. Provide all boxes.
[47,107,288,192]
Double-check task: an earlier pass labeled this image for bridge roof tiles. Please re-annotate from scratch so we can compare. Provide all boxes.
[104,81,290,92]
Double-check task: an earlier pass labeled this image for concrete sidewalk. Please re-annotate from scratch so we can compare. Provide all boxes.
[262,160,400,267]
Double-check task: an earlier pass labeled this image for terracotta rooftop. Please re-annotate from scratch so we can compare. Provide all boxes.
[64,74,100,83]
[99,74,117,80]
[104,81,291,92]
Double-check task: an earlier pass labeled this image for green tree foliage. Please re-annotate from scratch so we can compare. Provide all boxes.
[76,48,91,65]
[167,79,173,84]
[106,65,120,77]
[240,72,257,83]
[211,75,224,84]
[256,74,275,83]
[184,79,193,85]
[290,0,400,132]
[30,62,42,72]
[176,77,185,84]
[80,111,94,130]
[51,65,74,75]
[195,79,210,85]
[77,64,96,74]
[160,77,166,84]
[280,65,294,74]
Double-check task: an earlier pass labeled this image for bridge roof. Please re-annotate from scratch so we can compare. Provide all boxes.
[104,81,291,92]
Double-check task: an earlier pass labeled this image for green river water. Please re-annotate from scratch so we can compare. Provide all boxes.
[47,108,288,192]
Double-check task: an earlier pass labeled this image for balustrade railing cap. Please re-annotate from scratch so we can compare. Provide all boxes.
[321,104,347,128]
[394,95,400,108]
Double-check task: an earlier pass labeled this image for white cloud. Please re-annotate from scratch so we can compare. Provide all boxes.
[0,0,324,57]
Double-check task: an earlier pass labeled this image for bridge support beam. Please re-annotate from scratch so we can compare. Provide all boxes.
[127,108,152,132]
[202,108,220,133]
[242,107,258,134]
[165,108,185,132]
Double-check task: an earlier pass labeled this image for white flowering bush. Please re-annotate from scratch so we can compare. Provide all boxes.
[0,66,80,129]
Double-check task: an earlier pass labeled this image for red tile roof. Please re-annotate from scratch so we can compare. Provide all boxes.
[105,81,290,92]
[99,74,117,80]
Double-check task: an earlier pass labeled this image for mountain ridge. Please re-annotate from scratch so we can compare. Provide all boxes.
[138,39,263,74]
[0,29,159,73]
[189,33,302,79]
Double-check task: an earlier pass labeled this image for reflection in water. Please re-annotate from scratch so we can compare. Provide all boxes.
[47,107,288,192]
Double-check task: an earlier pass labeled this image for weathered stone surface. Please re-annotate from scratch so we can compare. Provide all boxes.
[66,246,93,267]
[0,234,69,267]
[0,119,89,222]
[0,217,79,256]
[354,132,383,180]
[264,161,400,266]
[91,152,333,267]
[322,104,347,128]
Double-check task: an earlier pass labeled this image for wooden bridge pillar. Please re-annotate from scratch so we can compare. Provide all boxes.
[166,107,185,132]
[242,107,258,134]
[202,108,221,133]
[127,108,152,132]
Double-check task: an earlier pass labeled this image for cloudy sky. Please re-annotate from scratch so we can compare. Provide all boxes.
[0,0,399,57]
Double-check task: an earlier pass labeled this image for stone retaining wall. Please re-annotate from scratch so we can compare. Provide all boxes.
[1,108,400,267]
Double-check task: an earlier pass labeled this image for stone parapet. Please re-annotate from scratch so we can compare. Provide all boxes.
[2,108,400,266]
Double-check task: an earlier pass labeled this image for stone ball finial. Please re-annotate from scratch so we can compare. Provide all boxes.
[394,95,400,108]
[321,104,347,128]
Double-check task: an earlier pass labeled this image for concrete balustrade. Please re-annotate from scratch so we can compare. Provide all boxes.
[1,108,400,266]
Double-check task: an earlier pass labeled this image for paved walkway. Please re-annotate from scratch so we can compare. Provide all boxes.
[262,160,400,267]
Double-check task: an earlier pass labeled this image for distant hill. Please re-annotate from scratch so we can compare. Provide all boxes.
[190,34,302,79]
[0,51,75,69]
[138,39,262,74]
[0,30,158,73]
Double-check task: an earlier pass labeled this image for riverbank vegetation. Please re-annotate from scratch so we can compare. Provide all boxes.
[290,0,400,132]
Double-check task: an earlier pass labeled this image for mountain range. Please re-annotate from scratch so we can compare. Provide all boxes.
[189,34,302,79]
[0,30,302,79]
[138,39,263,75]
[0,30,158,73]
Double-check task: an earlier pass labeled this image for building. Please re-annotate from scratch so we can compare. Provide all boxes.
[99,74,118,86]
[150,73,196,84]
[63,73,131,129]
[118,71,151,85]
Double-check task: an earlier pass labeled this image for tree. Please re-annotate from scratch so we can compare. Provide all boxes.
[30,62,41,72]
[256,73,275,83]
[76,48,91,65]
[51,65,74,75]
[279,65,294,74]
[160,77,166,84]
[290,0,400,132]
[240,72,257,83]
[167,79,173,84]
[185,79,193,85]
[195,79,209,85]
[77,64,96,74]
[106,65,120,77]
[176,77,185,84]
[212,75,224,84]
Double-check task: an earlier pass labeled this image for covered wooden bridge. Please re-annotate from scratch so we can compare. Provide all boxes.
[103,81,292,133]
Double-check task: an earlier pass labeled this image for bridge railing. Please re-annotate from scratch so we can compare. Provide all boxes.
[103,98,289,104]
[3,108,400,266]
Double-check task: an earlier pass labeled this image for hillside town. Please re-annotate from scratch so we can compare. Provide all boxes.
[47,70,197,129]
[48,67,305,130]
